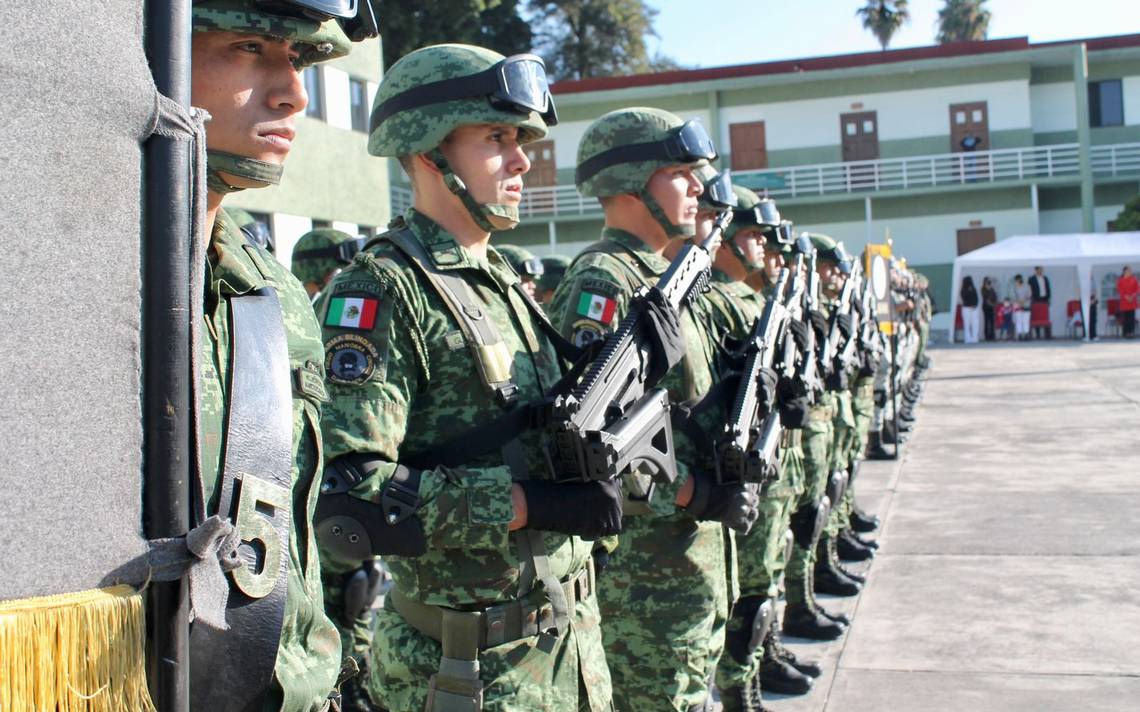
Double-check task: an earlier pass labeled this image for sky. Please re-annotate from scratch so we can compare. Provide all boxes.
[649,0,1140,69]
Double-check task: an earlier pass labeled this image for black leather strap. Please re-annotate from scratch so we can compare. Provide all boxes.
[190,288,294,711]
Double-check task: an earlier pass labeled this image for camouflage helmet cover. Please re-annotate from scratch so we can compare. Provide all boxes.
[494,244,544,278]
[575,107,709,197]
[290,228,357,285]
[538,254,570,293]
[192,0,352,66]
[369,44,549,157]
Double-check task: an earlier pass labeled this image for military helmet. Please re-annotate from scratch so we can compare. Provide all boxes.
[495,244,544,279]
[538,254,570,294]
[808,233,853,273]
[290,228,362,285]
[696,166,737,211]
[368,44,555,158]
[192,0,356,67]
[575,108,716,198]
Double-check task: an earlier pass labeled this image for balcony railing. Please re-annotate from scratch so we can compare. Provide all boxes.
[389,142,1140,219]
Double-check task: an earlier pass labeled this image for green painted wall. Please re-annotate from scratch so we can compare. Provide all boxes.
[1035,125,1140,145]
[558,93,710,123]
[1039,182,1140,210]
[912,261,954,315]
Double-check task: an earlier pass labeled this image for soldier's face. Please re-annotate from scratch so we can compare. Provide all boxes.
[695,209,717,242]
[762,246,784,282]
[733,227,767,268]
[440,124,529,208]
[818,261,840,293]
[192,31,307,188]
[645,164,702,231]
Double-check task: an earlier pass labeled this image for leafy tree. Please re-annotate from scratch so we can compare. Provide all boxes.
[377,0,533,69]
[856,0,911,52]
[1111,194,1140,231]
[527,0,678,81]
[936,0,991,43]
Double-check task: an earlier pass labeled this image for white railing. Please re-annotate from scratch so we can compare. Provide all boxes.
[388,142,1140,219]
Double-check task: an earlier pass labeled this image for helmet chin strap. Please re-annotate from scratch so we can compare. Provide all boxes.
[638,188,694,239]
[206,150,285,195]
[429,149,520,233]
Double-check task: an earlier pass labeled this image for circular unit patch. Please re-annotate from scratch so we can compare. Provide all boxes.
[325,333,380,385]
[571,318,607,348]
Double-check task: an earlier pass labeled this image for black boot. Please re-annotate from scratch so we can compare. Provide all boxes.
[814,538,862,597]
[767,610,822,678]
[850,507,880,532]
[866,431,892,461]
[782,602,846,640]
[847,528,879,549]
[719,681,768,712]
[759,646,813,695]
[837,530,875,561]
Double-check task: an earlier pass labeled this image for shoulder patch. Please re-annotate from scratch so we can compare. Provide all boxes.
[325,333,381,385]
[332,280,385,296]
[571,318,607,348]
[573,288,618,325]
[325,295,381,330]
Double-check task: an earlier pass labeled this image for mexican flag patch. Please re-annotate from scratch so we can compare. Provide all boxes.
[577,291,617,324]
[325,296,379,330]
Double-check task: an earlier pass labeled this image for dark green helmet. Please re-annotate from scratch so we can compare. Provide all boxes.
[538,254,570,294]
[290,228,361,285]
[808,233,853,273]
[495,244,544,279]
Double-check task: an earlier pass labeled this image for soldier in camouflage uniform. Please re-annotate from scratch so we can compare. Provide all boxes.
[315,44,620,712]
[494,243,545,300]
[549,108,761,712]
[291,227,364,311]
[537,254,570,305]
[190,1,363,708]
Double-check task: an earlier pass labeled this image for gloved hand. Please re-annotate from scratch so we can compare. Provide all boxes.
[836,313,853,340]
[858,348,878,378]
[786,318,809,354]
[640,287,686,387]
[778,376,810,428]
[520,479,624,539]
[757,366,779,414]
[825,367,848,392]
[685,472,760,534]
[809,309,828,339]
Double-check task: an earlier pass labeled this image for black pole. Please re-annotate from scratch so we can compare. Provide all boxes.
[143,1,192,710]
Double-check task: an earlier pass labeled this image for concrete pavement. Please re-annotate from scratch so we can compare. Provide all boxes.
[768,340,1140,712]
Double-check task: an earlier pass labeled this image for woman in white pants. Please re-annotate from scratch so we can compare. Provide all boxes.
[960,275,982,343]
[1013,274,1032,340]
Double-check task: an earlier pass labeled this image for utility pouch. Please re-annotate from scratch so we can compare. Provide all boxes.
[426,609,484,712]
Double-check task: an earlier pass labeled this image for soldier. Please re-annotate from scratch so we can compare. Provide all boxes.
[549,108,761,712]
[315,44,620,712]
[537,254,571,305]
[189,1,372,708]
[291,227,364,309]
[495,243,545,299]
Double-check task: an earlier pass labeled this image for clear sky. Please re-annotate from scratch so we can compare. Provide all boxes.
[650,0,1140,69]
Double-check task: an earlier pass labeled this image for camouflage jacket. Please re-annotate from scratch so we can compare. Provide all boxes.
[705,269,765,339]
[319,209,593,606]
[200,209,341,711]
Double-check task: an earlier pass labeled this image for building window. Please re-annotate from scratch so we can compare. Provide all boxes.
[349,78,369,133]
[1089,79,1124,128]
[303,67,324,120]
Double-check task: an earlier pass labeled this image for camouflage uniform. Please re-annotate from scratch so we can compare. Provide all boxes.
[291,227,359,316]
[551,229,733,712]
[202,209,342,710]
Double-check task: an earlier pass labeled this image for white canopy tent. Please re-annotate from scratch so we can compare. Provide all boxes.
[949,232,1140,343]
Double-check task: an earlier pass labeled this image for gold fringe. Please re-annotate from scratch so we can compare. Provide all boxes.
[0,585,156,712]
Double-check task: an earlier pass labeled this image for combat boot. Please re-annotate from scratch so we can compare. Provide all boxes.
[719,679,769,712]
[783,574,846,641]
[847,528,879,549]
[759,619,814,695]
[865,431,893,461]
[768,620,823,678]
[813,537,862,597]
[838,529,875,561]
[806,568,852,626]
[850,507,880,532]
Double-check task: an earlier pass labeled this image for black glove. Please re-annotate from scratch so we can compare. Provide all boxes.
[837,313,853,340]
[686,472,760,534]
[786,318,809,354]
[757,366,778,414]
[825,367,848,391]
[851,296,866,319]
[809,309,828,339]
[858,348,878,378]
[778,377,810,428]
[640,287,686,387]
[592,546,611,576]
[519,479,624,539]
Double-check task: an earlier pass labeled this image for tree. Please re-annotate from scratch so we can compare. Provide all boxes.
[1111,194,1140,231]
[936,0,991,43]
[856,0,911,52]
[527,0,678,81]
[377,0,533,70]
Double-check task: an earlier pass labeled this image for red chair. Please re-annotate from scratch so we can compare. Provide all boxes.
[1030,302,1051,337]
[1107,298,1121,337]
[954,304,964,342]
[1065,299,1084,339]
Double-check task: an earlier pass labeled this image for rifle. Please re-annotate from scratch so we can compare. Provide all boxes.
[716,269,790,485]
[820,265,857,374]
[803,251,824,396]
[784,252,821,399]
[546,210,733,491]
[835,260,864,371]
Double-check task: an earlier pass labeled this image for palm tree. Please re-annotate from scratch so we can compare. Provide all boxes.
[857,0,911,52]
[936,0,992,43]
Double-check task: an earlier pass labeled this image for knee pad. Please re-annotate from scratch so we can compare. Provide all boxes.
[826,470,848,509]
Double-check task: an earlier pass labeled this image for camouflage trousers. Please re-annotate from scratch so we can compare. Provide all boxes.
[598,510,732,712]
[834,379,875,530]
[786,398,835,605]
[714,431,805,693]
[825,390,856,537]
[366,590,612,711]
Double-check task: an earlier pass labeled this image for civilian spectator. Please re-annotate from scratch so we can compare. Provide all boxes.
[960,275,981,344]
[1118,265,1139,338]
[997,298,1014,340]
[1089,285,1099,342]
[981,277,998,341]
[1029,265,1052,339]
[1013,274,1032,341]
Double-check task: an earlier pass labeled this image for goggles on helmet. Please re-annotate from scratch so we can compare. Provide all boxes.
[292,236,367,264]
[702,171,737,210]
[519,257,545,278]
[794,234,815,256]
[575,119,718,185]
[371,54,558,131]
[252,0,379,40]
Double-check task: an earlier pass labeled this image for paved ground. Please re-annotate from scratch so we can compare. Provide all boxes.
[768,340,1140,712]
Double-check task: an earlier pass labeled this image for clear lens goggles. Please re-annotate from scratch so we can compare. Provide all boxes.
[664,120,717,163]
[756,199,781,227]
[794,235,815,255]
[576,119,718,185]
[702,171,737,209]
[520,257,545,278]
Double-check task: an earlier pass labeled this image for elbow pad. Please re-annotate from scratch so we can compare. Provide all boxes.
[315,455,427,560]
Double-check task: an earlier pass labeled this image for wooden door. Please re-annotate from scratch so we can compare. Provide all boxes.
[729,121,768,170]
[956,227,995,255]
[524,140,557,187]
[949,102,989,153]
[840,111,880,162]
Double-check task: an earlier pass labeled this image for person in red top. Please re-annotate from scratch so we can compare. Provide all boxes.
[1117,265,1139,338]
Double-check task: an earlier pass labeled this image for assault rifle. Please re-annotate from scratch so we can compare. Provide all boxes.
[820,265,858,374]
[546,210,734,491]
[803,250,825,394]
[716,269,790,485]
[835,260,864,371]
[784,250,821,399]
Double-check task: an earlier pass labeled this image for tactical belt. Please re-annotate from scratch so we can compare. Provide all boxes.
[191,288,294,711]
